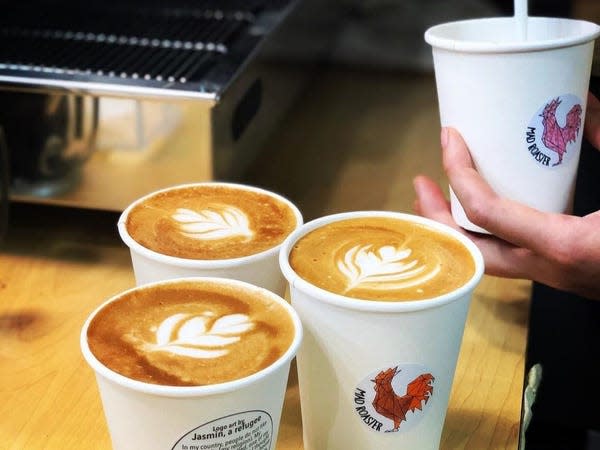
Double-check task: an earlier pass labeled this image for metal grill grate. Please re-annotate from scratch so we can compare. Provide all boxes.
[0,0,292,95]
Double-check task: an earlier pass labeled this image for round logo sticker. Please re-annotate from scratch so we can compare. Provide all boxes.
[525,94,583,168]
[353,364,435,433]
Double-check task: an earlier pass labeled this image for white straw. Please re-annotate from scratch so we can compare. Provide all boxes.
[514,0,528,40]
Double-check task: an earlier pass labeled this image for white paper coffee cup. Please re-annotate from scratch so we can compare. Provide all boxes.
[279,211,484,450]
[425,17,600,233]
[81,277,303,450]
[118,182,303,296]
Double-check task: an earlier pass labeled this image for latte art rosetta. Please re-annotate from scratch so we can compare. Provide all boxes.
[171,206,253,241]
[137,312,255,359]
[337,244,441,293]
[288,216,476,301]
[87,280,296,386]
[124,184,298,259]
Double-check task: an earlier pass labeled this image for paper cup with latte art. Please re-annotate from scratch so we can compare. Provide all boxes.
[279,211,484,450]
[81,277,302,450]
[118,182,303,296]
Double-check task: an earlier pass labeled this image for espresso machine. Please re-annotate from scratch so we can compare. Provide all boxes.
[0,0,335,211]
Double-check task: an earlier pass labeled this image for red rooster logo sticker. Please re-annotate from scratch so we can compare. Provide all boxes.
[371,367,434,432]
[540,98,582,166]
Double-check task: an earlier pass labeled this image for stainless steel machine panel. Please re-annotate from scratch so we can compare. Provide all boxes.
[0,0,334,210]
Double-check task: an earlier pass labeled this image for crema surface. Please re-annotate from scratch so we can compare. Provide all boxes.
[126,185,298,259]
[87,281,295,386]
[289,217,475,301]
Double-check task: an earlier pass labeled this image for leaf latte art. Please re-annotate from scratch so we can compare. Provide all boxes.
[86,281,296,386]
[337,244,441,293]
[124,184,298,259]
[289,217,476,301]
[142,312,255,359]
[171,206,253,241]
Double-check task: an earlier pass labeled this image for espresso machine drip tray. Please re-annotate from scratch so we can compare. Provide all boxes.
[0,0,297,99]
[0,0,332,210]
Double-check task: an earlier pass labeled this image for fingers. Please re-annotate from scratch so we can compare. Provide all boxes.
[466,234,535,279]
[412,175,455,228]
[585,92,600,150]
[414,127,597,289]
[413,174,537,279]
[442,127,572,257]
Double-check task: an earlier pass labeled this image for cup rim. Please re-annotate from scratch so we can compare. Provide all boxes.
[279,211,485,313]
[80,276,303,397]
[117,182,303,268]
[425,16,600,54]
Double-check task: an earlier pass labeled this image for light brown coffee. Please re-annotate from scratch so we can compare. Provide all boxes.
[289,217,475,301]
[87,280,295,386]
[125,184,298,260]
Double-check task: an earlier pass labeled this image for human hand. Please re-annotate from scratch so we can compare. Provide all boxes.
[413,94,600,300]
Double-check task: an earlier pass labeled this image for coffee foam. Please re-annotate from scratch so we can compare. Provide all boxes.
[171,206,253,241]
[130,312,254,359]
[337,244,442,292]
[86,280,295,386]
[125,185,298,260]
[289,217,476,301]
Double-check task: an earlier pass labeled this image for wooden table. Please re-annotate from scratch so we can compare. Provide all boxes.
[0,69,530,449]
